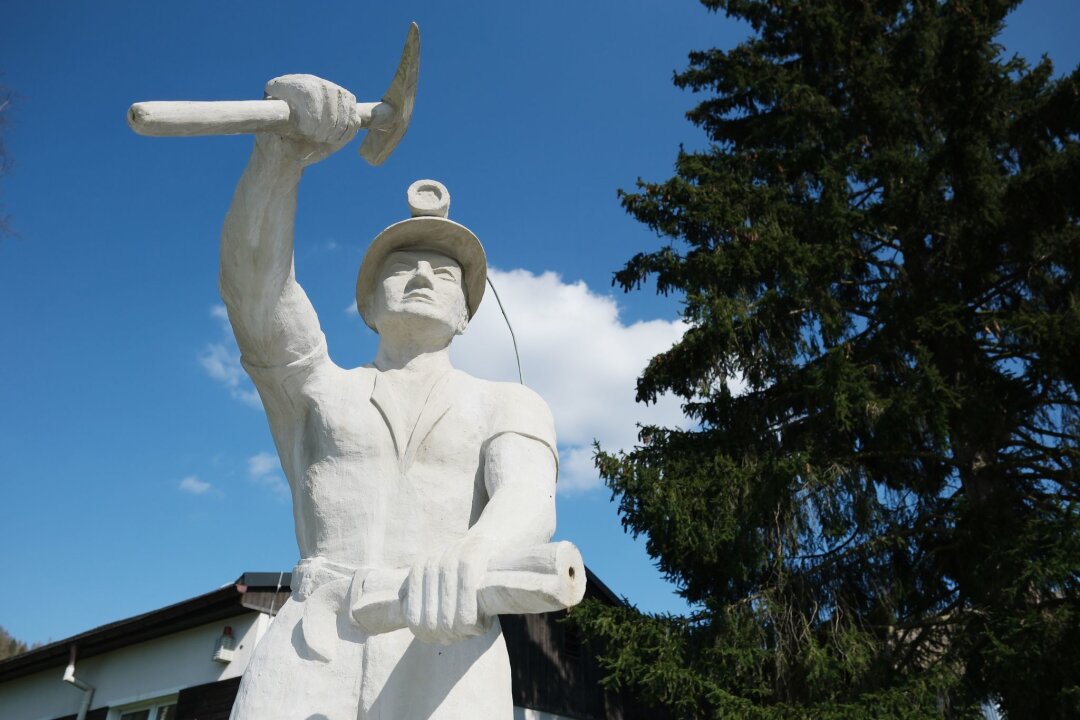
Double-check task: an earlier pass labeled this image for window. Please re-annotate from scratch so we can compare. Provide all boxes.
[115,698,177,720]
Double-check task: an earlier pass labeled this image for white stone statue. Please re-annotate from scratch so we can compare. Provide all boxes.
[220,73,584,716]
[128,54,586,716]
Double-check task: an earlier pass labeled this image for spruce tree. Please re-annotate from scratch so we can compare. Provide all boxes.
[573,1,1079,717]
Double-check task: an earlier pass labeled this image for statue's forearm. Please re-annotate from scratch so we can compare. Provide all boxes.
[220,136,302,308]
[220,136,322,365]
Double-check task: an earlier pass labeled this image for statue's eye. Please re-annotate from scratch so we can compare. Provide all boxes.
[435,267,456,279]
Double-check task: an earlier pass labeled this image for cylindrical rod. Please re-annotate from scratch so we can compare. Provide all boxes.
[349,541,587,635]
[128,99,391,137]
[128,100,293,137]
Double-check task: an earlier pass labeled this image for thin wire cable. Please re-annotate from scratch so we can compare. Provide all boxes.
[486,275,523,384]
[268,571,284,617]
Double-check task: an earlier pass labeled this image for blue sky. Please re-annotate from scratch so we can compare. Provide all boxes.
[2,1,1077,647]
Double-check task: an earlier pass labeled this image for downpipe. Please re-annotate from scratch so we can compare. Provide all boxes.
[62,645,95,720]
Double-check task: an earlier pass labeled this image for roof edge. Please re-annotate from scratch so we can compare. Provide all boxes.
[0,581,251,683]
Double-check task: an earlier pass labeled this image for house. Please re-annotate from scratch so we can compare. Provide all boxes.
[0,570,651,720]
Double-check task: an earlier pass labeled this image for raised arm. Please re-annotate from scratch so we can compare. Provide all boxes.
[219,75,359,367]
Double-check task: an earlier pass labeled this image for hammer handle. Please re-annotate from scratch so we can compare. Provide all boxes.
[127,100,390,137]
[128,100,292,137]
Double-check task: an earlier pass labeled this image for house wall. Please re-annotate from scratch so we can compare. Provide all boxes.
[0,612,266,720]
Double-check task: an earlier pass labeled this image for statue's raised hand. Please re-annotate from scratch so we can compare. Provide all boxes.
[261,74,359,165]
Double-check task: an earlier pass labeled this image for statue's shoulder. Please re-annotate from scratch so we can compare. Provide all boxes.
[449,370,556,446]
[449,369,550,412]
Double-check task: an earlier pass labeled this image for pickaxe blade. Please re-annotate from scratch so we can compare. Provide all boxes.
[360,22,419,166]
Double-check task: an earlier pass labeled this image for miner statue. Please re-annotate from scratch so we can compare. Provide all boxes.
[128,25,584,720]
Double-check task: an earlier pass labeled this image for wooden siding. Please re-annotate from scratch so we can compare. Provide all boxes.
[504,611,610,719]
[239,591,290,617]
[176,677,242,720]
[503,612,663,720]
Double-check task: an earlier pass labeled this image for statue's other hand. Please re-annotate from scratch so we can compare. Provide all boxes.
[404,538,492,645]
[262,74,358,165]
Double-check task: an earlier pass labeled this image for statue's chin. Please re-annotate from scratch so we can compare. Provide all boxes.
[376,308,462,345]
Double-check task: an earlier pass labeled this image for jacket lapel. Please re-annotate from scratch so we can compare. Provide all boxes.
[369,368,457,469]
[369,373,406,461]
[403,369,456,471]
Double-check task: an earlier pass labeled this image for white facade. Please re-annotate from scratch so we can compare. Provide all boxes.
[0,613,266,720]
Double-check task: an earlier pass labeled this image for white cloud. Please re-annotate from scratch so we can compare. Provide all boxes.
[248,451,279,477]
[199,305,261,409]
[450,268,693,494]
[248,451,289,502]
[558,446,608,494]
[178,475,213,495]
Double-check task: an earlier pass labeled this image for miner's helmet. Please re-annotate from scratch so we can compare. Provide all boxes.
[356,180,487,332]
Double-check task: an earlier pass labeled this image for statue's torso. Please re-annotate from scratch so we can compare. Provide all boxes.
[235,343,555,719]
[283,364,490,569]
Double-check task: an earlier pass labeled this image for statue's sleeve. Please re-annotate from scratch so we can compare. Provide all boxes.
[236,335,332,485]
[241,333,328,408]
[219,136,336,410]
[486,383,560,477]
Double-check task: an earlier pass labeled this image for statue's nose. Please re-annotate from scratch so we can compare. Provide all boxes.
[406,261,435,290]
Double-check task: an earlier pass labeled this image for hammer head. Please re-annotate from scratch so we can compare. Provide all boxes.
[360,23,420,166]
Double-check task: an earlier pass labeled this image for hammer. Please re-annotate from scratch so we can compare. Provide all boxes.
[296,541,587,658]
[349,541,588,635]
[127,23,419,166]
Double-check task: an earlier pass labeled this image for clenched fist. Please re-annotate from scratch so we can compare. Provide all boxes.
[260,74,358,166]
[403,538,493,645]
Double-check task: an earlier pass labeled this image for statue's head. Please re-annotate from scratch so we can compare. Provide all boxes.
[369,248,469,337]
[356,180,486,335]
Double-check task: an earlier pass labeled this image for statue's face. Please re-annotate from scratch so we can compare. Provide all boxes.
[372,249,468,336]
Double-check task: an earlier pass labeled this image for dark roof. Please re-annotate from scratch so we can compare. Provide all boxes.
[583,567,623,607]
[0,573,290,684]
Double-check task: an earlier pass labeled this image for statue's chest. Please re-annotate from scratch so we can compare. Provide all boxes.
[300,389,489,556]
[288,370,500,560]
[302,374,488,483]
